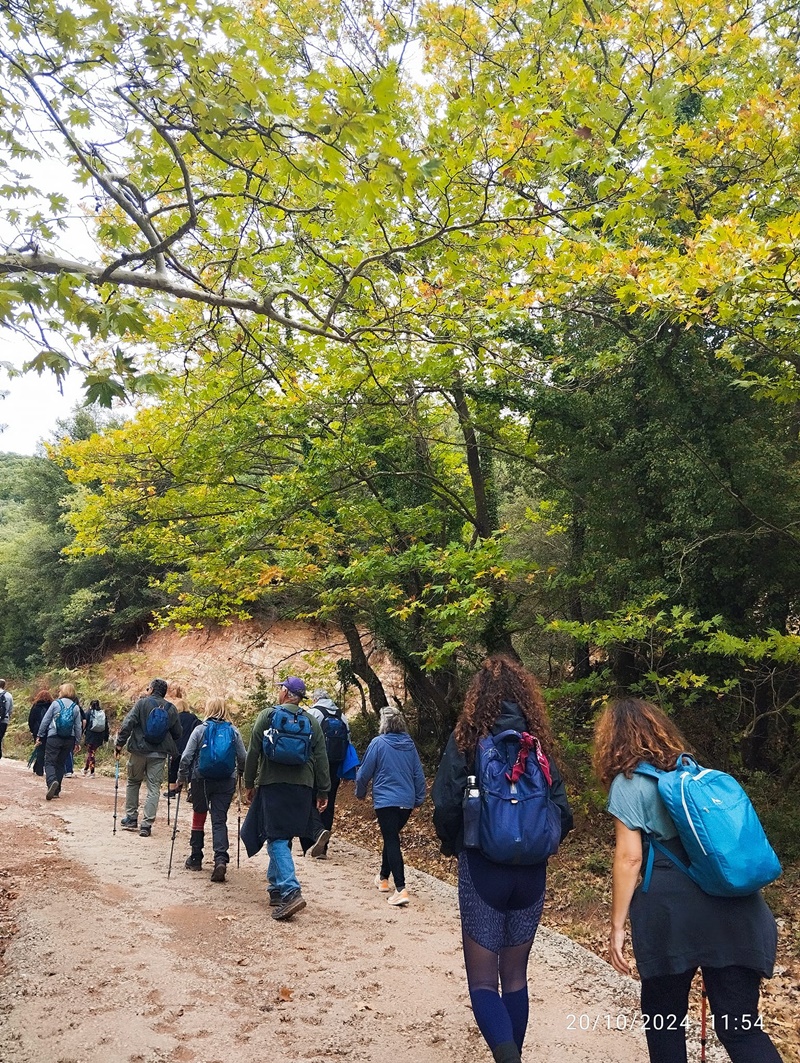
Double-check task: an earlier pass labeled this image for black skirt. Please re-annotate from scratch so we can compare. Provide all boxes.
[630,843,778,980]
[240,783,313,856]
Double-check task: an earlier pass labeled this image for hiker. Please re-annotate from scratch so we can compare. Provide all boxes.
[27,689,52,777]
[165,683,201,798]
[0,679,13,758]
[299,688,351,858]
[242,676,330,921]
[81,699,109,776]
[593,697,782,1063]
[431,655,573,1063]
[35,683,82,800]
[176,697,246,882]
[115,678,181,837]
[355,706,426,908]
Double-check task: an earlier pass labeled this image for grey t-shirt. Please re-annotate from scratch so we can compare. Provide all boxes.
[607,770,678,842]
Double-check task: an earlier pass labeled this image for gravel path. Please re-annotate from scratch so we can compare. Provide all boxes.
[0,758,720,1063]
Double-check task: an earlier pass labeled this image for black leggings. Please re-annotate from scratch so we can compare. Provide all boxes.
[375,806,412,890]
[640,965,783,1063]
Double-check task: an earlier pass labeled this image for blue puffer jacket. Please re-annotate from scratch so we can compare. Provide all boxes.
[355,733,426,809]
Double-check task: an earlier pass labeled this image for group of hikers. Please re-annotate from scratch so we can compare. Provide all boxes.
[8,656,786,1063]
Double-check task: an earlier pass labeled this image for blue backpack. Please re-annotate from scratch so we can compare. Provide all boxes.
[54,699,76,738]
[143,698,170,745]
[262,706,312,766]
[464,730,562,865]
[635,755,782,897]
[198,719,237,779]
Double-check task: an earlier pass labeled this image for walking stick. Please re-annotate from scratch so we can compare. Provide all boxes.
[700,976,707,1063]
[112,755,120,835]
[237,776,242,869]
[167,786,182,879]
[166,755,171,827]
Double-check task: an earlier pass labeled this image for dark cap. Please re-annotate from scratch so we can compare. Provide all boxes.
[280,676,306,698]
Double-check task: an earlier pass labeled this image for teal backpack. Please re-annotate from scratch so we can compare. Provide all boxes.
[54,699,76,739]
[635,754,782,897]
[198,720,237,779]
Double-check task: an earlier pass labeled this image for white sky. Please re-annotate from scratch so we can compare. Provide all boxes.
[0,344,86,455]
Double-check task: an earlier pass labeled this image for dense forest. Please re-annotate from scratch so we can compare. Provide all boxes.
[1,0,800,789]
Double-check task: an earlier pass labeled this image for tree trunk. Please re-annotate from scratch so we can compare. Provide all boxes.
[338,612,389,715]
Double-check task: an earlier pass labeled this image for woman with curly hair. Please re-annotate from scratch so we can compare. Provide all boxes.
[432,655,573,1063]
[593,697,781,1063]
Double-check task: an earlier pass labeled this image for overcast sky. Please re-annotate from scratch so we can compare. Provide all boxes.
[0,339,87,455]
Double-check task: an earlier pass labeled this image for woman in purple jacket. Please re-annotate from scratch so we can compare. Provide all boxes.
[355,707,426,907]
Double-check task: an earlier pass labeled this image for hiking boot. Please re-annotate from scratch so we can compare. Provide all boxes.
[309,829,331,858]
[268,891,281,907]
[46,781,59,801]
[272,890,306,921]
[185,853,203,871]
[139,824,152,837]
[387,889,410,907]
[210,862,227,883]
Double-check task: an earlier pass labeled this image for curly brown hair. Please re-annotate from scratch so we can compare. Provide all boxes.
[592,697,691,790]
[454,655,554,757]
[33,689,52,704]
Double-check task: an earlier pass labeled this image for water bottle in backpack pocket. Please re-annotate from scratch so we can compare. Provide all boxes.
[198,719,237,779]
[262,707,312,766]
[462,775,481,848]
[54,699,76,739]
[467,730,562,865]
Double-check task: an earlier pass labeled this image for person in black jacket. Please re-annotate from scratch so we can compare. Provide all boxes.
[81,699,110,776]
[432,655,573,1063]
[164,684,201,798]
[28,689,52,777]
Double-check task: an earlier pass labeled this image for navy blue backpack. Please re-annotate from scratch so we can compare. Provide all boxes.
[262,707,312,766]
[464,730,562,865]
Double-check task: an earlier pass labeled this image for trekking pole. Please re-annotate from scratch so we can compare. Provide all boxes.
[166,756,171,827]
[237,776,242,869]
[700,976,707,1063]
[167,786,182,879]
[112,756,120,835]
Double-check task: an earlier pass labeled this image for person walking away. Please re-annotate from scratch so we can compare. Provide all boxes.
[35,683,82,800]
[115,678,181,837]
[28,689,51,777]
[82,699,110,776]
[177,697,246,882]
[242,677,330,920]
[300,688,351,858]
[165,684,201,797]
[0,679,14,758]
[431,655,574,1063]
[593,697,782,1063]
[356,707,426,907]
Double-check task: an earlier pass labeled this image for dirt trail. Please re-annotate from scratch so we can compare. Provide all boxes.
[0,759,721,1063]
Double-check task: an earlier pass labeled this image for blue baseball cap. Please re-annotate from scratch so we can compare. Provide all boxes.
[280,676,306,698]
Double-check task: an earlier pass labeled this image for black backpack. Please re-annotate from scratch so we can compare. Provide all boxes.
[318,706,348,764]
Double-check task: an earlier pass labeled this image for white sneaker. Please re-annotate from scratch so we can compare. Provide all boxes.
[374,874,390,893]
[387,889,409,906]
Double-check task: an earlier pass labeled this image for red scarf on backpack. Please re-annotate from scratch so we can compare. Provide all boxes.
[506,732,552,786]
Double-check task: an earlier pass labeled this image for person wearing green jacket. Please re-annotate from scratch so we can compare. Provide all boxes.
[243,677,330,921]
